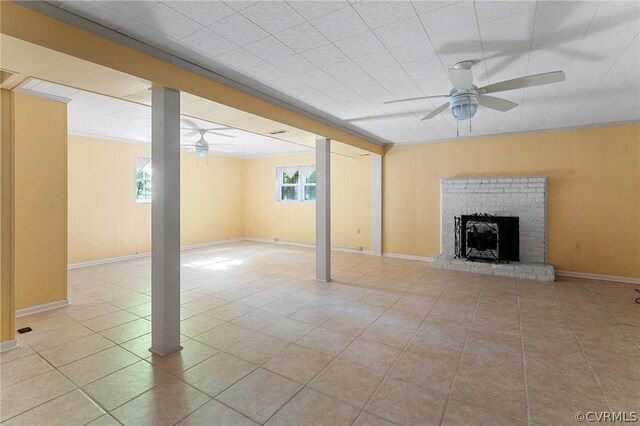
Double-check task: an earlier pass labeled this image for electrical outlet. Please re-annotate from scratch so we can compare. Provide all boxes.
[575,242,581,250]
[274,237,279,242]
[357,228,361,234]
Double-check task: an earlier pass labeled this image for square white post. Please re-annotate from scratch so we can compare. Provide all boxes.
[150,87,181,356]
[316,138,331,282]
[372,155,382,256]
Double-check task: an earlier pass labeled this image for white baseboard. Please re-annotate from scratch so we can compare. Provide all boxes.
[243,238,375,255]
[382,252,434,262]
[556,270,640,285]
[68,238,245,269]
[0,340,18,353]
[15,300,70,318]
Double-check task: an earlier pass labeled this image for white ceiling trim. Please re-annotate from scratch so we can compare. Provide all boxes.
[386,119,640,147]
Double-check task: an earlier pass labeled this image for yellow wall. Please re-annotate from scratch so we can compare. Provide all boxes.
[14,93,68,310]
[243,153,373,251]
[383,124,640,278]
[68,135,244,264]
[1,89,15,342]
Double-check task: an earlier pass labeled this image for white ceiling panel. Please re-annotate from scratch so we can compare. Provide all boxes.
[135,3,202,40]
[23,79,311,157]
[286,1,349,21]
[351,1,416,29]
[333,31,386,59]
[274,23,330,53]
[242,1,305,33]
[311,6,369,42]
[419,2,477,38]
[210,13,269,46]
[180,28,237,58]
[164,1,235,27]
[45,0,640,145]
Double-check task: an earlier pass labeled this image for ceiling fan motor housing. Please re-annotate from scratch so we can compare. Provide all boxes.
[449,89,479,120]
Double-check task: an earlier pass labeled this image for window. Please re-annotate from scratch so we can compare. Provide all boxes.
[276,166,316,202]
[136,157,152,203]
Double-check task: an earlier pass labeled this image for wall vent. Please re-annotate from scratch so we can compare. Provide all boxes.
[267,130,289,135]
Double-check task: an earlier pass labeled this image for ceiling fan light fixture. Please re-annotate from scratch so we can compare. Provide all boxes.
[195,146,208,158]
[450,92,479,121]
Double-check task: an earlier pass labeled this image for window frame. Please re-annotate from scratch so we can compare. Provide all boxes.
[135,156,152,204]
[275,165,316,203]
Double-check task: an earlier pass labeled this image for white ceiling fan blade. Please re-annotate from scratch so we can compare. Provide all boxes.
[421,103,450,120]
[205,131,235,138]
[383,95,449,105]
[180,117,201,130]
[210,143,236,153]
[478,95,518,112]
[478,71,565,94]
[448,68,473,90]
[180,128,200,137]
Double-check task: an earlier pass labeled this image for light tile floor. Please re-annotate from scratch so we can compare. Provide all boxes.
[1,242,638,425]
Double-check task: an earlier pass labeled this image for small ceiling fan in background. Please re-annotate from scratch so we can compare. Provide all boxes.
[181,118,236,158]
[384,60,565,123]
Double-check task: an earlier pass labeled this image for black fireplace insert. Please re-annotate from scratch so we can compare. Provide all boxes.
[455,213,519,263]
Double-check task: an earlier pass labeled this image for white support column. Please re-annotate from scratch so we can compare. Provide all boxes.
[150,87,181,357]
[372,155,382,256]
[316,138,331,282]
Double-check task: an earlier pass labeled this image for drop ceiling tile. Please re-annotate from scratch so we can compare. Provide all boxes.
[351,1,416,29]
[61,1,129,29]
[533,1,598,33]
[418,2,477,38]
[411,1,457,17]
[269,76,307,92]
[475,1,536,25]
[118,19,173,49]
[333,31,386,59]
[217,48,268,70]
[324,61,376,89]
[311,6,369,42]
[210,13,269,46]
[374,17,428,50]
[180,27,237,58]
[135,3,202,40]
[287,1,350,21]
[388,40,436,65]
[271,54,316,75]
[99,0,156,20]
[274,23,330,54]
[163,1,235,26]
[223,1,257,12]
[245,63,288,82]
[241,1,306,34]
[401,59,449,95]
[295,69,338,90]
[353,50,398,73]
[301,44,349,67]
[244,36,297,62]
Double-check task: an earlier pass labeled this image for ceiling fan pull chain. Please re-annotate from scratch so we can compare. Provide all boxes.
[469,116,472,133]
[456,119,459,138]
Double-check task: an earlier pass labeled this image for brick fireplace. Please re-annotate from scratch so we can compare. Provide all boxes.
[432,177,554,281]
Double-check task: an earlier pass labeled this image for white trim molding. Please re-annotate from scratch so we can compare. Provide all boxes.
[68,238,245,269]
[382,252,434,262]
[16,300,69,318]
[244,238,374,256]
[556,270,640,285]
[0,340,18,353]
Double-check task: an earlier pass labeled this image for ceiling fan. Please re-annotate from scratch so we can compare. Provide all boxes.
[384,60,565,121]
[180,118,236,158]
